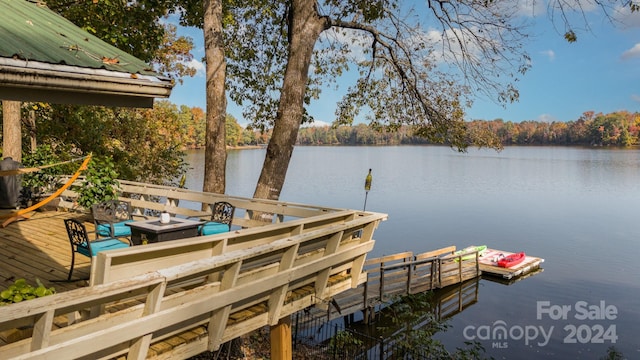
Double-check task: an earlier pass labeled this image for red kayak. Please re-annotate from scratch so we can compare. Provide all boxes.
[497,252,526,268]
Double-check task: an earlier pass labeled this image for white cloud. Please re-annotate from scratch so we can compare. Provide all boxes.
[187,59,206,76]
[515,0,546,17]
[540,49,555,61]
[621,43,640,60]
[321,28,370,63]
[301,120,331,128]
[422,27,488,64]
[632,94,640,103]
[614,5,640,28]
[537,114,559,123]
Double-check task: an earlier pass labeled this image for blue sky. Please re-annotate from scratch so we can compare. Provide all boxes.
[167,5,640,126]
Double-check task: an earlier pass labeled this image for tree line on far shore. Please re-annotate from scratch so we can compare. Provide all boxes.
[168,106,640,149]
[184,108,640,149]
[295,111,640,147]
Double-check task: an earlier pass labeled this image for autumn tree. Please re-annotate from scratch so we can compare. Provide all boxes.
[241,128,259,146]
[225,115,243,147]
[184,106,207,148]
[35,102,188,184]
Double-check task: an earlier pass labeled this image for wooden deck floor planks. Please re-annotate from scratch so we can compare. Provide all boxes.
[0,211,97,294]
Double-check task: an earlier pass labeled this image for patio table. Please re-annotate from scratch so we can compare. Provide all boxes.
[126,217,204,245]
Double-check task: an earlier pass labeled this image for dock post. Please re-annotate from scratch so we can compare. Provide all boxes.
[270,315,292,360]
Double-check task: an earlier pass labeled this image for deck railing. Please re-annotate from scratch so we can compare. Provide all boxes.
[59,178,345,228]
[0,180,388,359]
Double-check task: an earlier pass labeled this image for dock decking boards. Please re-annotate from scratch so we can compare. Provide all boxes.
[478,248,545,279]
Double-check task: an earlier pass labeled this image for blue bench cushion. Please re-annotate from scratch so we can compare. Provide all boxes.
[96,220,133,237]
[199,222,229,236]
[78,239,130,257]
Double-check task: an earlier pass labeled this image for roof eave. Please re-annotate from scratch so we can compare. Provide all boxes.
[0,59,173,108]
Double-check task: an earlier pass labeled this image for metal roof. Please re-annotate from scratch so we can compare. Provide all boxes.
[0,0,173,107]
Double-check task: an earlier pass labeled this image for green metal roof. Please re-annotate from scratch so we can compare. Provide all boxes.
[0,0,173,107]
[0,0,159,76]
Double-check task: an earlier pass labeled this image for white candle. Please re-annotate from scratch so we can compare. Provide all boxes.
[160,212,170,224]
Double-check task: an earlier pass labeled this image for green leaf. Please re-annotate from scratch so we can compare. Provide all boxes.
[34,287,48,297]
[0,290,12,299]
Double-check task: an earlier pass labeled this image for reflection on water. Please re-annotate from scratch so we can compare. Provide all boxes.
[184,146,640,359]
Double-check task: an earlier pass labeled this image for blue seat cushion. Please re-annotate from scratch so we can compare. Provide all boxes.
[96,220,133,237]
[199,222,229,236]
[78,239,130,257]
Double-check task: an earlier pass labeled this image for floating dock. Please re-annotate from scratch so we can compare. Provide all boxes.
[478,248,545,280]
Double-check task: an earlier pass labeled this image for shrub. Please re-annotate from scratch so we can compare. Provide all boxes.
[0,278,55,305]
[75,156,120,209]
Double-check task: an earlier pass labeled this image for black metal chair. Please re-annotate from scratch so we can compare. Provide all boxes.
[198,201,235,235]
[91,200,134,242]
[64,218,130,281]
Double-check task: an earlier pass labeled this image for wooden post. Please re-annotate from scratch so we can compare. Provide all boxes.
[2,100,22,161]
[270,315,292,360]
[27,109,37,153]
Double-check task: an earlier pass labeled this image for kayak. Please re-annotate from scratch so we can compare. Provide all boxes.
[497,252,526,268]
[454,245,487,261]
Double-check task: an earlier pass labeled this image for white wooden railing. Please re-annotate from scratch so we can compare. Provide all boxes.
[59,178,346,228]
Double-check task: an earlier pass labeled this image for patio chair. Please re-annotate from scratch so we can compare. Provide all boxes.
[198,201,235,236]
[91,199,134,242]
[63,218,130,281]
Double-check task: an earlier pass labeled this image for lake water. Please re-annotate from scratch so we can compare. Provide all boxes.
[183,146,640,360]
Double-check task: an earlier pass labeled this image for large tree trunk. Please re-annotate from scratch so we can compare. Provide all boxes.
[202,0,227,195]
[2,100,22,161]
[253,0,327,201]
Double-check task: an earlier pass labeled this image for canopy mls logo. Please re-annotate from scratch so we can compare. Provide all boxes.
[463,320,553,348]
[463,300,619,349]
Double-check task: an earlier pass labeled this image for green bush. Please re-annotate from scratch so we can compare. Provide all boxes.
[75,156,120,209]
[0,278,55,305]
[20,145,74,207]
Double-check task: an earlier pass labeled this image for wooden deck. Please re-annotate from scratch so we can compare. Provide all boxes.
[0,180,388,359]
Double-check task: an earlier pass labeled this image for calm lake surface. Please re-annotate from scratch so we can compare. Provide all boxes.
[183,146,640,360]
